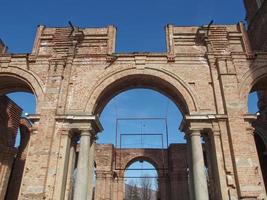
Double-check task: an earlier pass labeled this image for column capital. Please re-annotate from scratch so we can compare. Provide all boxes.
[181,122,203,136]
[55,114,103,134]
[189,129,202,137]
[59,127,94,139]
[179,114,227,134]
[80,129,92,137]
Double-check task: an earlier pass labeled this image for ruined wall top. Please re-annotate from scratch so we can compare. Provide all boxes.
[31,25,116,57]
[0,22,256,115]
[0,39,7,54]
[166,23,252,56]
[0,23,253,58]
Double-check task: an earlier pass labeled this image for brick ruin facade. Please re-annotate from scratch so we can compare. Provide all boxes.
[0,1,267,199]
[94,144,188,200]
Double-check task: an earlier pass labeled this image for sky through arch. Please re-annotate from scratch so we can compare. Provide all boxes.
[98,88,185,146]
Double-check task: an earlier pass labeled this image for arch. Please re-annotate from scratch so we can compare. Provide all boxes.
[123,156,161,200]
[117,148,166,173]
[239,64,267,112]
[0,66,45,104]
[85,67,199,115]
[124,156,160,173]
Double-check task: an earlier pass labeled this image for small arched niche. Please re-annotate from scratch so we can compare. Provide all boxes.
[124,159,159,200]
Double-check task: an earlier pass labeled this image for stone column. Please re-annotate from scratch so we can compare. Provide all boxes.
[73,129,91,200]
[64,139,77,200]
[186,136,194,200]
[190,130,209,200]
[87,140,95,200]
[203,135,215,199]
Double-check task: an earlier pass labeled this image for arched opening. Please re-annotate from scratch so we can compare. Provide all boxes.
[98,89,185,146]
[247,76,267,192]
[124,159,159,200]
[0,74,38,200]
[88,72,197,116]
[92,74,198,200]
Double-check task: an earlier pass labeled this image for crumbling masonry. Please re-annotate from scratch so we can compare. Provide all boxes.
[0,1,267,199]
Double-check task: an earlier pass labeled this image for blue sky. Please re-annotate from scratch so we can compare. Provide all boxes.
[1,0,246,53]
[2,0,259,181]
[99,89,184,146]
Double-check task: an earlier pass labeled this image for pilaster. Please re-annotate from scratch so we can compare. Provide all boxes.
[180,114,231,200]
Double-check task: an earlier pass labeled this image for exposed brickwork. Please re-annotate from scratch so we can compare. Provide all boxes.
[0,95,22,199]
[244,0,267,196]
[245,0,267,51]
[94,144,188,200]
[5,118,31,200]
[0,95,22,147]
[0,15,266,200]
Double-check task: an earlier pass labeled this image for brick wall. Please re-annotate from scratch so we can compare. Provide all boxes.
[245,0,267,51]
[0,95,22,199]
[0,95,22,147]
[5,118,31,200]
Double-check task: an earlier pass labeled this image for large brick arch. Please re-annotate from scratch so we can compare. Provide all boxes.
[239,64,267,113]
[85,67,199,115]
[0,67,44,98]
[0,66,45,111]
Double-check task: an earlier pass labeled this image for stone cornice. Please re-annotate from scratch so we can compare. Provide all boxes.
[55,114,103,133]
[27,114,103,133]
[179,114,227,133]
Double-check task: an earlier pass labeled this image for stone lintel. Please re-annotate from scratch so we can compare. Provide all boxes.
[55,114,103,133]
[243,114,257,123]
[28,114,103,135]
[27,114,41,123]
[179,114,227,133]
